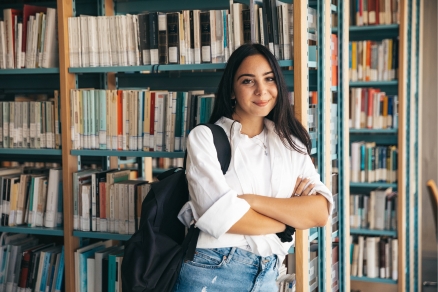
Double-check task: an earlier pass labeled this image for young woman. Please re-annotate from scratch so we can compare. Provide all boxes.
[173,44,333,292]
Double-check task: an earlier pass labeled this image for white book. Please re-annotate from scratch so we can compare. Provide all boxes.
[351,243,359,276]
[391,238,398,280]
[0,21,6,69]
[15,23,22,68]
[88,16,98,67]
[44,168,62,228]
[357,236,364,277]
[350,142,361,182]
[80,16,89,67]
[193,10,201,64]
[109,16,118,66]
[94,246,119,292]
[232,4,243,51]
[80,184,91,231]
[365,237,378,278]
[75,240,114,292]
[86,257,95,292]
[154,92,167,151]
[42,8,58,68]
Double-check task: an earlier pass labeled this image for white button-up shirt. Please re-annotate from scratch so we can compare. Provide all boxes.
[178,117,333,260]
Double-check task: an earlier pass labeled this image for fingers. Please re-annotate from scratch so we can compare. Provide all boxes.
[294,177,316,197]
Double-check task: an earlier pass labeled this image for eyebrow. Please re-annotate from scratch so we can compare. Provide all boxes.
[236,71,274,80]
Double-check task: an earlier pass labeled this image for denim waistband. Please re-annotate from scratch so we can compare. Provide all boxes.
[204,247,278,268]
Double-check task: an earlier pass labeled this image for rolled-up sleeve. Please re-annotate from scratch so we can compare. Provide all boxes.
[185,126,250,239]
[300,153,334,215]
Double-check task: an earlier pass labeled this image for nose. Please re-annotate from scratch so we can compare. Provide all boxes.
[255,82,267,96]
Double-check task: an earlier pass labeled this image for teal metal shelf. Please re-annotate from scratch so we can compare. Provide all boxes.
[349,24,399,32]
[350,129,398,134]
[351,276,397,284]
[0,226,64,236]
[308,1,337,12]
[71,150,186,158]
[0,68,59,74]
[68,60,315,73]
[73,231,132,241]
[350,228,397,237]
[349,80,398,87]
[0,149,62,155]
[350,182,397,189]
[349,24,400,41]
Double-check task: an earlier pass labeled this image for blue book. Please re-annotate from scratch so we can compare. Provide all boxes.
[54,247,65,292]
[108,250,124,292]
[79,246,107,292]
[39,246,62,292]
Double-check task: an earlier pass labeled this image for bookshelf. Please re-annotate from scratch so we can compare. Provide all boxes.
[0,0,419,291]
[345,0,421,291]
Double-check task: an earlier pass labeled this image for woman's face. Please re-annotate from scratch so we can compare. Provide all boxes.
[232,54,278,122]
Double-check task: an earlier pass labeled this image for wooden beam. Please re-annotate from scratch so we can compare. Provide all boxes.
[342,0,351,291]
[397,0,408,291]
[294,1,309,291]
[56,1,79,292]
[322,0,333,289]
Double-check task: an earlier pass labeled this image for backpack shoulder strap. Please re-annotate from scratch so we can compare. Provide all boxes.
[184,123,231,175]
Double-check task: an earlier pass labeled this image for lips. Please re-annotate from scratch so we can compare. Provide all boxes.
[254,100,269,106]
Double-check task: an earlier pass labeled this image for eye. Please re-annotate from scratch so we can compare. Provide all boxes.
[266,76,276,82]
[242,79,254,85]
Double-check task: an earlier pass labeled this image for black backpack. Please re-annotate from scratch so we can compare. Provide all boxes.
[121,124,231,292]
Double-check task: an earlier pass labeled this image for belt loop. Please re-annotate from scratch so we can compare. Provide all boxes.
[226,247,237,263]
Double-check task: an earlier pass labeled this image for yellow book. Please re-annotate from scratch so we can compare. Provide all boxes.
[387,39,393,79]
[352,41,357,81]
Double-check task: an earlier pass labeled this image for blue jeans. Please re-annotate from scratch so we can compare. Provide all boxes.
[172,247,279,292]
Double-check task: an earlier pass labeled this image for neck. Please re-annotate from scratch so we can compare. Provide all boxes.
[232,114,264,138]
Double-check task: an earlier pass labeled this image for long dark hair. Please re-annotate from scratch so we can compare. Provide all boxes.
[209,43,311,155]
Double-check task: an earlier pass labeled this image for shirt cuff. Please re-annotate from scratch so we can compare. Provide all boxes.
[195,190,251,239]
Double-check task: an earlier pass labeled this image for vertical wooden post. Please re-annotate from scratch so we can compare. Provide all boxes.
[322,0,333,290]
[342,0,351,291]
[294,1,309,291]
[57,1,79,292]
[397,0,408,291]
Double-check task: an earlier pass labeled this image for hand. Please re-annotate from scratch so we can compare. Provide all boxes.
[292,177,316,197]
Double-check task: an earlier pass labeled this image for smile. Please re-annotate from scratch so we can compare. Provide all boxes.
[254,100,270,106]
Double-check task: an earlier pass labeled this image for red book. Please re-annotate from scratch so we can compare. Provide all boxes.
[22,5,47,63]
[149,91,156,151]
[3,8,22,68]
[367,88,380,129]
[99,181,106,220]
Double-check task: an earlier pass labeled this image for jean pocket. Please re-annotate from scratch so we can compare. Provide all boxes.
[186,248,227,269]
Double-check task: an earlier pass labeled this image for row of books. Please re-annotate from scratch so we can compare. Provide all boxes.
[74,240,123,292]
[349,39,398,82]
[350,0,399,26]
[350,189,397,230]
[0,166,63,228]
[73,168,149,234]
[350,143,397,183]
[0,233,64,292]
[70,89,217,152]
[67,2,319,68]
[350,235,398,280]
[152,157,183,171]
[0,5,58,69]
[349,88,398,129]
